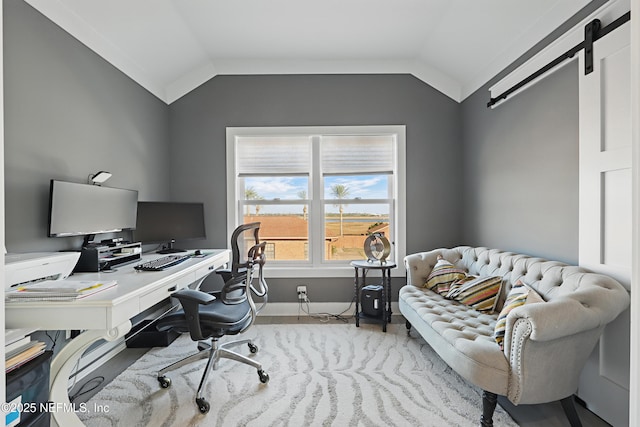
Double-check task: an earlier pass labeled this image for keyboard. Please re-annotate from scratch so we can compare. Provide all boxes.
[134,254,191,271]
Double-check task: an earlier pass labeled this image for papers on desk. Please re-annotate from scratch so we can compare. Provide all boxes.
[5,327,45,373]
[5,279,118,301]
[5,327,38,347]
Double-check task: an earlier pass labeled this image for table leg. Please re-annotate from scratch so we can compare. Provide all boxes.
[49,321,131,427]
[354,267,360,327]
[385,269,393,323]
[381,270,387,332]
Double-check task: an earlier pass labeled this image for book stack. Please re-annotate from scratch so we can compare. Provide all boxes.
[5,328,44,373]
[5,279,118,301]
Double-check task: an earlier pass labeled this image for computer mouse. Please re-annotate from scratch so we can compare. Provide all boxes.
[194,250,202,256]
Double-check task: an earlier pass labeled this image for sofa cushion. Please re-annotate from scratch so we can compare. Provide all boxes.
[425,256,467,295]
[494,280,543,349]
[446,275,503,313]
[398,285,509,395]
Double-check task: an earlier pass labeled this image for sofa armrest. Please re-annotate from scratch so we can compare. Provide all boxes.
[504,277,630,344]
[404,252,435,287]
[404,248,466,287]
[503,277,629,404]
[503,315,605,404]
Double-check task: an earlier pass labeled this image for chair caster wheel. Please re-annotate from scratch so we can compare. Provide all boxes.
[248,343,258,353]
[158,376,171,388]
[196,397,210,414]
[258,369,270,384]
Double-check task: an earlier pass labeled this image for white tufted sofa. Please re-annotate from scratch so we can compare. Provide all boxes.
[400,246,630,427]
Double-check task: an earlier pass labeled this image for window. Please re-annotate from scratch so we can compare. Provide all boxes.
[226,126,406,277]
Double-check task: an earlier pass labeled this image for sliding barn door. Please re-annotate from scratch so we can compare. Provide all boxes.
[578,21,631,427]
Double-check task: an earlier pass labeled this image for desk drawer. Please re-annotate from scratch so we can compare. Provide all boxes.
[195,263,221,281]
[139,273,195,310]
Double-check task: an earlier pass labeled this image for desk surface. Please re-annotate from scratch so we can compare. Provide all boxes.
[5,249,230,331]
[5,248,230,427]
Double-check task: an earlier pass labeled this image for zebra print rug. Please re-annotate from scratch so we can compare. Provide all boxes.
[79,323,517,426]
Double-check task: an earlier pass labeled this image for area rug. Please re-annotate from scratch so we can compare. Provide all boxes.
[79,323,518,427]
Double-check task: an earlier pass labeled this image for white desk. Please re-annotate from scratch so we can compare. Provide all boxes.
[5,249,230,427]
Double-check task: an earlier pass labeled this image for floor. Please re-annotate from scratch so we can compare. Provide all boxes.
[70,315,612,427]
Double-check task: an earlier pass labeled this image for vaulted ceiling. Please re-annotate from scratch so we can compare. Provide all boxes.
[25,0,594,104]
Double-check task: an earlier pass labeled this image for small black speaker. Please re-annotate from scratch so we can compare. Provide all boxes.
[361,284,383,317]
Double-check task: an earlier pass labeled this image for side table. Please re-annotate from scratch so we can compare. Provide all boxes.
[350,260,396,332]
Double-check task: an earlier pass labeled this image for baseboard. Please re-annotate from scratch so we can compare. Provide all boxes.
[258,301,400,317]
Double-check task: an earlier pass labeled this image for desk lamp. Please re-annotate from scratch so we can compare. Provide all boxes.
[88,171,112,186]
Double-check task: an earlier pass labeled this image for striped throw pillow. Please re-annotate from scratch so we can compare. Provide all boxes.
[445,275,503,313]
[425,257,467,295]
[494,280,544,349]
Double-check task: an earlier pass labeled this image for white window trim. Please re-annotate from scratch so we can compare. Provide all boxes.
[226,125,406,278]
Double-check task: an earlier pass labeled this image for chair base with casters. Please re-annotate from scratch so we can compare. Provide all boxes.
[155,288,269,414]
[156,334,269,413]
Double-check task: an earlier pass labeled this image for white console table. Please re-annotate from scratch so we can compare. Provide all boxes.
[5,249,230,427]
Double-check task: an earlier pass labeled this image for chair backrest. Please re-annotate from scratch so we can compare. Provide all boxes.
[230,222,260,271]
[221,222,268,319]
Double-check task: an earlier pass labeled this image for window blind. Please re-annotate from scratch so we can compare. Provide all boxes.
[321,135,395,175]
[237,134,396,176]
[236,136,311,176]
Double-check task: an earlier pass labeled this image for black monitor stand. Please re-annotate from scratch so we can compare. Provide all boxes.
[157,239,186,254]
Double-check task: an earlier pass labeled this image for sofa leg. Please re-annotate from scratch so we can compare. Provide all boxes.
[560,395,582,427]
[405,320,412,336]
[481,390,497,427]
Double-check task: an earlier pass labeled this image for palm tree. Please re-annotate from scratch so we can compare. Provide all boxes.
[330,184,350,236]
[244,187,260,215]
[297,190,307,220]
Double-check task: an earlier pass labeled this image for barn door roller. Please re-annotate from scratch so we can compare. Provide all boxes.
[487,11,630,108]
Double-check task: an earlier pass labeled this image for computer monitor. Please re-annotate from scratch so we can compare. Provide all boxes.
[48,180,138,247]
[133,201,206,254]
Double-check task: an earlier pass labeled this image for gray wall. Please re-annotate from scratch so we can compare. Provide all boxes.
[4,0,463,303]
[168,74,463,301]
[458,3,628,424]
[460,62,579,264]
[457,0,607,266]
[3,0,171,253]
[4,0,593,299]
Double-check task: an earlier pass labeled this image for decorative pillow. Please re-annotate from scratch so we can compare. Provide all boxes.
[445,275,503,313]
[494,280,544,349]
[425,256,466,295]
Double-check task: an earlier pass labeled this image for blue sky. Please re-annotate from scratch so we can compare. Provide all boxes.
[244,175,390,215]
[245,175,388,200]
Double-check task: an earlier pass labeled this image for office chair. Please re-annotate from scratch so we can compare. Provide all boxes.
[155,222,269,414]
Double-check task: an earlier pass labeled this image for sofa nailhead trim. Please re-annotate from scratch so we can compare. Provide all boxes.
[509,319,532,403]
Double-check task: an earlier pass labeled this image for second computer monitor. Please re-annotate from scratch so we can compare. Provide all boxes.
[134,201,206,253]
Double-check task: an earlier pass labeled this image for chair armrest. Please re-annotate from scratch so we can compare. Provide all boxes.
[171,288,216,305]
[171,289,216,341]
[216,267,248,286]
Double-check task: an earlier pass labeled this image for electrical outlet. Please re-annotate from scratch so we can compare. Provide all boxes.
[297,285,307,301]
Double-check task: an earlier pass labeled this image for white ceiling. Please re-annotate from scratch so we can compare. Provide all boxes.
[25,0,593,104]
